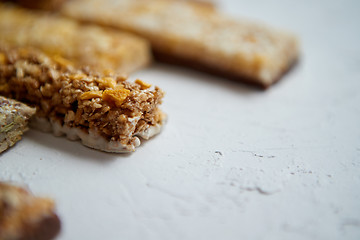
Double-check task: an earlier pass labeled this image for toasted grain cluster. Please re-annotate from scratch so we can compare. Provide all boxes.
[61,0,298,87]
[0,45,164,151]
[0,182,61,240]
[0,3,151,75]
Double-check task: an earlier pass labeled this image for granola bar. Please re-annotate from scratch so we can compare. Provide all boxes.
[0,182,61,240]
[61,0,299,88]
[0,3,151,75]
[0,96,36,153]
[0,45,166,152]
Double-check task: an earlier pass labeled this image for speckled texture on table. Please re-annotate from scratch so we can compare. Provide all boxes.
[1,0,359,239]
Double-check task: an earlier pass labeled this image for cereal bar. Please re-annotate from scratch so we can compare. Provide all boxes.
[0,45,165,152]
[0,3,151,75]
[61,0,299,88]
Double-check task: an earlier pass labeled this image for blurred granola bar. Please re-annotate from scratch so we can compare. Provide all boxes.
[0,3,151,75]
[0,182,61,240]
[61,0,298,88]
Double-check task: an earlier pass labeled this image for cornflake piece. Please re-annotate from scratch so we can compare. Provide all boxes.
[135,79,152,90]
[102,89,131,107]
[96,77,117,89]
[0,96,35,153]
[0,3,151,75]
[61,0,299,88]
[0,45,166,152]
[79,91,103,100]
[0,182,61,240]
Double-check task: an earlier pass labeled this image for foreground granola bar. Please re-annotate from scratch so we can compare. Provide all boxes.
[61,0,299,88]
[0,96,36,153]
[0,182,61,240]
[0,3,151,75]
[0,45,165,152]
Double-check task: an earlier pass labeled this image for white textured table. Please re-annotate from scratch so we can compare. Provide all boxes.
[1,0,360,239]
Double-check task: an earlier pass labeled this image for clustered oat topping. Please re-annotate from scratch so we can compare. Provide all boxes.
[0,45,165,151]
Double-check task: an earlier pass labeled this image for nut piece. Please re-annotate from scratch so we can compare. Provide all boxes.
[102,89,130,107]
[135,79,152,90]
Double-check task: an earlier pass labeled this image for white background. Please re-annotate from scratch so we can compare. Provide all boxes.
[1,0,360,239]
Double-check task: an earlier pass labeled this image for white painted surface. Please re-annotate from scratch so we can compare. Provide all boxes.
[1,0,360,239]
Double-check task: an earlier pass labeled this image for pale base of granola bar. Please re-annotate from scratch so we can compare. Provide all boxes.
[30,116,166,153]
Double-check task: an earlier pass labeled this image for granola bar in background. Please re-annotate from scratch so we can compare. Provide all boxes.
[0,3,151,75]
[60,0,299,88]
